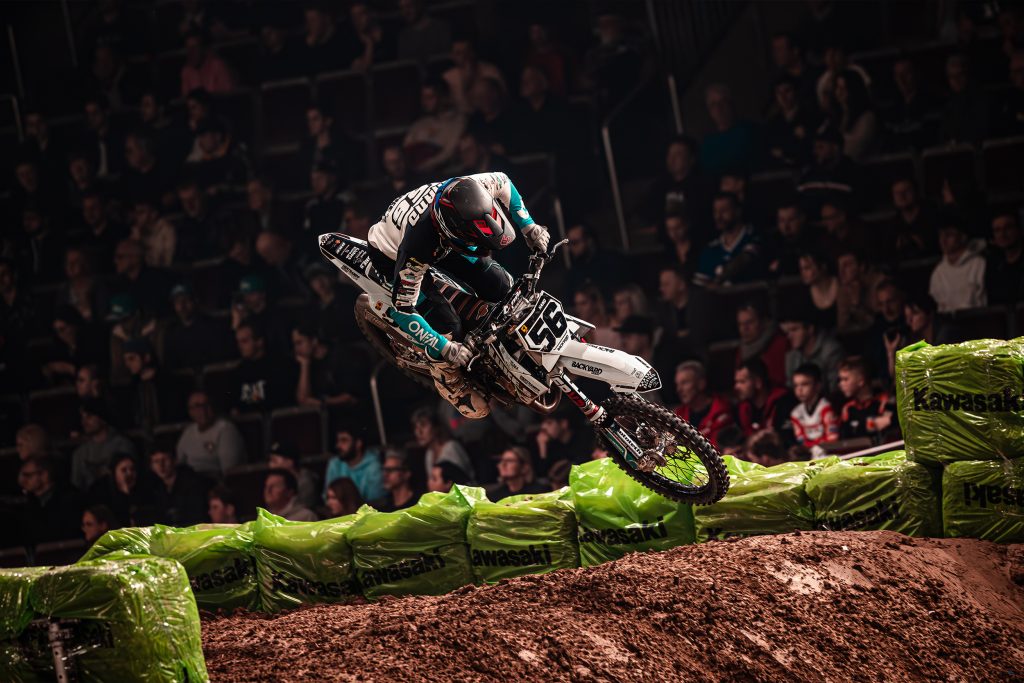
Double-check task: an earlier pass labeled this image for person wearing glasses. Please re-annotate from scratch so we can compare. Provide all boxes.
[371,449,422,513]
[486,446,546,501]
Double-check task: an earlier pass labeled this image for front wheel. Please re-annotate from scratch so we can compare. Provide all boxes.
[598,394,729,505]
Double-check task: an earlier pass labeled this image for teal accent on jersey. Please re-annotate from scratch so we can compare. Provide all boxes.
[388,308,448,360]
[462,254,479,264]
[508,181,535,230]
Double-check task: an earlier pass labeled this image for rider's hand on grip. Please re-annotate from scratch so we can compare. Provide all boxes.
[441,340,473,367]
[522,224,550,253]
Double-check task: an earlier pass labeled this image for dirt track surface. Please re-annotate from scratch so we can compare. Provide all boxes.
[202,531,1024,682]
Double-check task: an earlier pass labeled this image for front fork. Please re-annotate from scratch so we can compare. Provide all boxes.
[550,373,646,469]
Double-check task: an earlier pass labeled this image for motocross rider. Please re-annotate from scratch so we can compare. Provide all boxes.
[366,172,550,419]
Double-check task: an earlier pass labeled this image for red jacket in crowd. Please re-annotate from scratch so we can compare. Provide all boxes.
[736,386,792,436]
[735,331,789,389]
[675,396,734,448]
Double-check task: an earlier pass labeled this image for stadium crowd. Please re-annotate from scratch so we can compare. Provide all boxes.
[1,0,1023,559]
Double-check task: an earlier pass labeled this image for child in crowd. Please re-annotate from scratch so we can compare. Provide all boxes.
[836,357,893,439]
[789,363,839,450]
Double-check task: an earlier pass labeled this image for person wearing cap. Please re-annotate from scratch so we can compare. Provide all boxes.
[795,123,861,214]
[71,398,136,492]
[674,360,734,449]
[304,158,347,236]
[186,115,251,195]
[177,390,246,476]
[162,283,233,370]
[268,442,321,510]
[107,291,158,386]
[929,212,987,313]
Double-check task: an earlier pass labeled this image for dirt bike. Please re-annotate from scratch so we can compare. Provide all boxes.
[319,232,728,505]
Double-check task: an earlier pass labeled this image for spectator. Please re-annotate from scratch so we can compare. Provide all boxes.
[371,449,420,513]
[514,64,580,162]
[44,306,106,386]
[699,84,758,176]
[186,117,250,195]
[179,31,235,96]
[110,239,173,318]
[70,399,136,492]
[789,363,839,450]
[564,224,623,299]
[693,192,762,287]
[149,448,211,526]
[303,160,347,236]
[452,130,511,177]
[255,232,309,298]
[262,468,317,521]
[535,404,591,473]
[524,22,574,97]
[673,360,734,447]
[832,69,877,161]
[208,485,239,524]
[81,504,116,544]
[582,12,644,109]
[128,198,177,267]
[837,357,893,439]
[412,407,474,484]
[883,292,958,380]
[267,442,320,511]
[299,4,352,74]
[229,274,291,356]
[995,50,1024,135]
[76,192,128,271]
[107,293,158,385]
[780,308,844,392]
[176,390,245,476]
[9,157,51,218]
[349,1,394,70]
[87,452,159,528]
[867,279,908,385]
[939,54,991,145]
[734,302,788,389]
[139,90,191,166]
[443,39,506,115]
[120,132,175,207]
[256,24,302,82]
[734,358,796,443]
[797,251,838,330]
[183,88,213,157]
[18,456,82,544]
[428,461,471,493]
[21,107,66,187]
[396,0,452,64]
[881,58,938,151]
[886,178,938,261]
[57,247,110,324]
[770,33,818,106]
[301,100,361,193]
[816,43,871,113]
[766,76,820,168]
[241,176,290,238]
[162,284,233,370]
[985,212,1023,305]
[121,338,177,431]
[304,262,359,347]
[571,285,619,347]
[748,429,789,467]
[486,447,545,500]
[466,77,517,154]
[836,250,882,332]
[614,314,676,404]
[15,424,49,461]
[342,202,372,240]
[645,137,713,238]
[660,212,697,274]
[766,201,813,277]
[0,258,37,340]
[292,323,365,408]
[656,264,689,340]
[796,125,860,214]
[401,79,466,174]
[231,318,294,414]
[324,477,364,517]
[19,207,63,284]
[611,287,651,328]
[80,93,125,178]
[324,423,384,503]
[818,200,867,261]
[929,214,986,313]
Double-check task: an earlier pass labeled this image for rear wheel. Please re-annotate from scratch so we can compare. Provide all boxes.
[354,295,434,391]
[599,394,729,505]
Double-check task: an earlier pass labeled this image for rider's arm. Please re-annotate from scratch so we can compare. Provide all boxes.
[468,172,536,230]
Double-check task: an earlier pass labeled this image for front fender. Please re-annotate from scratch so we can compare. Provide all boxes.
[551,340,662,393]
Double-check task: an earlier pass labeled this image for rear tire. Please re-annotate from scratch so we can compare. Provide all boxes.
[599,394,729,505]
[354,295,434,391]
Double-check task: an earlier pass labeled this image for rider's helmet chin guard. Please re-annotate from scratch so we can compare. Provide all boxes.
[431,177,515,256]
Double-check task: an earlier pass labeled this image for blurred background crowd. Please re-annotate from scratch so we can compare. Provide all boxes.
[0,0,1022,564]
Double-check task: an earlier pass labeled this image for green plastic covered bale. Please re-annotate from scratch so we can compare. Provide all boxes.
[722,455,764,476]
[0,639,42,683]
[805,451,941,537]
[569,458,695,567]
[942,459,1024,542]
[467,488,580,583]
[694,459,835,542]
[253,508,364,612]
[149,523,259,611]
[895,338,1024,466]
[348,486,484,599]
[29,556,207,683]
[78,526,155,562]
[0,567,48,683]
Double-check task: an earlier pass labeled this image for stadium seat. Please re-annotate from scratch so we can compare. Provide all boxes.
[259,78,313,148]
[28,387,81,439]
[153,422,189,451]
[161,369,199,423]
[981,136,1024,198]
[920,144,977,202]
[258,145,308,193]
[707,340,740,394]
[0,546,27,569]
[200,360,240,413]
[369,61,422,130]
[223,462,272,519]
[270,406,324,455]
[213,89,258,147]
[316,69,370,134]
[861,152,916,210]
[950,306,1010,340]
[217,39,260,86]
[234,412,267,463]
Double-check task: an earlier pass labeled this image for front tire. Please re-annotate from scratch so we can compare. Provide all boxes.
[599,394,729,505]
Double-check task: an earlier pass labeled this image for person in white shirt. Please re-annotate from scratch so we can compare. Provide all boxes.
[929,217,986,313]
[176,391,246,476]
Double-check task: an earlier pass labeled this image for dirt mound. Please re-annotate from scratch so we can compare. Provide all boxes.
[202,531,1024,682]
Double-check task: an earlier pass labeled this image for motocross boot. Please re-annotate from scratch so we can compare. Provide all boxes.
[428,361,490,419]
